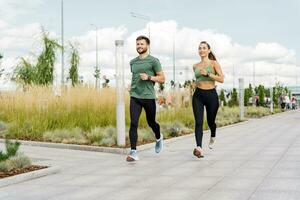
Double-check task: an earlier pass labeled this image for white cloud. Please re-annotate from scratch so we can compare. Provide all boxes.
[1,20,298,89]
[0,23,42,52]
[0,19,8,29]
[71,26,127,52]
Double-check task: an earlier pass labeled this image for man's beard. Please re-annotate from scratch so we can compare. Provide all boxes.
[137,48,148,54]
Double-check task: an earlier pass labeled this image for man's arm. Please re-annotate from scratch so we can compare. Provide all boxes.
[140,71,165,84]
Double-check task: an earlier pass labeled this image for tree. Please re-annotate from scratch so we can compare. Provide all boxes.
[243,84,254,106]
[13,30,62,87]
[13,58,35,85]
[170,80,175,88]
[273,82,285,106]
[35,31,61,85]
[257,85,265,106]
[254,86,258,96]
[68,43,80,87]
[94,68,100,89]
[228,88,238,107]
[265,88,270,97]
[219,89,227,106]
[158,83,165,92]
[102,75,110,88]
[244,88,251,106]
[183,80,191,88]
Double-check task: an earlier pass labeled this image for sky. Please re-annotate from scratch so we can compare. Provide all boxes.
[0,0,299,90]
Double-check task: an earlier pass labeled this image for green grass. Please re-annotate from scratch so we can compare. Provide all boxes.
[0,86,283,146]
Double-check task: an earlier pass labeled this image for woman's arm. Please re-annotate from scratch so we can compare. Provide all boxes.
[209,61,224,83]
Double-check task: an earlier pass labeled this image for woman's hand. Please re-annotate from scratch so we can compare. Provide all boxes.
[200,69,208,76]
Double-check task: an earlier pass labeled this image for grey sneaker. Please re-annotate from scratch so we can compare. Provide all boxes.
[126,150,139,162]
[155,134,164,153]
[209,137,215,149]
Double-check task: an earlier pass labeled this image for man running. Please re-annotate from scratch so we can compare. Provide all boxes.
[126,35,165,162]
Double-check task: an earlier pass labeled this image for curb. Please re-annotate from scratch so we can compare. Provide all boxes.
[0,120,252,154]
[0,166,60,188]
[0,139,128,155]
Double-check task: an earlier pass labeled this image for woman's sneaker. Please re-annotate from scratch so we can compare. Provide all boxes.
[193,146,204,158]
[126,150,139,162]
[155,134,164,153]
[209,137,215,149]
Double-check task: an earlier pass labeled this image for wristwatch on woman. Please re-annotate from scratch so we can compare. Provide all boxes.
[147,75,152,80]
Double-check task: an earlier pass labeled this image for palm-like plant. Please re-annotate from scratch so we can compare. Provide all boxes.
[0,139,20,162]
[36,31,61,85]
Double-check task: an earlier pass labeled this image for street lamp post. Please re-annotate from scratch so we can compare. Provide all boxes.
[239,78,245,121]
[90,24,100,89]
[130,12,151,53]
[115,40,125,147]
[172,33,176,86]
[232,64,235,89]
[252,62,256,107]
[296,63,299,86]
[61,0,64,87]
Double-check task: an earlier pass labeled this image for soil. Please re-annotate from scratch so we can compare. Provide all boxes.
[0,165,48,179]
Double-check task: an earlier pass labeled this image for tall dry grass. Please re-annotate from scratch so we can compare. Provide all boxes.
[0,86,126,139]
[0,86,280,143]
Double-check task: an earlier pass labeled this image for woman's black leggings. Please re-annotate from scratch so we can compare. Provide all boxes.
[129,97,161,150]
[192,88,219,147]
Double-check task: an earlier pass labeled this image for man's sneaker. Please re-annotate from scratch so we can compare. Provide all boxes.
[209,137,215,149]
[193,146,204,158]
[155,134,164,153]
[126,150,139,162]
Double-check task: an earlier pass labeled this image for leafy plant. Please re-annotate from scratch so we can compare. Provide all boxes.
[0,139,21,162]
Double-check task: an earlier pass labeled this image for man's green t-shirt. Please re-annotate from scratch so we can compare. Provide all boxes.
[130,55,162,99]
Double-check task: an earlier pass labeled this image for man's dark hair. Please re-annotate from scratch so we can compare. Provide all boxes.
[136,35,150,45]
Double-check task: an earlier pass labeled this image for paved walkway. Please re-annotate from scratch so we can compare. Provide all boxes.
[1,110,300,200]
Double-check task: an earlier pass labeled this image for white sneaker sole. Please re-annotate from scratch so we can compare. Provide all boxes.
[126,155,139,162]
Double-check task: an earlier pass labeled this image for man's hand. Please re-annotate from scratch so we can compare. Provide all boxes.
[140,73,150,81]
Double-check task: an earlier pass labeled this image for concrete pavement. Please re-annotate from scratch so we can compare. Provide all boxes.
[1,110,300,200]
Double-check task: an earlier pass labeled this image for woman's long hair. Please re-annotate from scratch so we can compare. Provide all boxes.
[200,41,217,61]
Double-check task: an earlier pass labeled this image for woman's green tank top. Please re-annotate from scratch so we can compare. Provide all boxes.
[194,66,215,82]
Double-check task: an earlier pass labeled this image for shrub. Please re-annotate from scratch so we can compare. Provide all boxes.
[99,126,117,146]
[86,127,104,145]
[43,127,87,144]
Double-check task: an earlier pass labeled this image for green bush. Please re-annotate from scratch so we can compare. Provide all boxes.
[6,154,31,170]
[86,127,104,145]
[138,128,154,143]
[43,127,87,144]
[0,161,8,172]
[0,154,32,172]
[0,121,6,130]
[164,121,184,137]
[99,126,117,146]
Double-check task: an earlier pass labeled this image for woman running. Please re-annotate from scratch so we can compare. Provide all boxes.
[192,41,224,158]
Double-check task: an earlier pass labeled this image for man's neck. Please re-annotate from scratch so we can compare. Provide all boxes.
[139,52,149,59]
